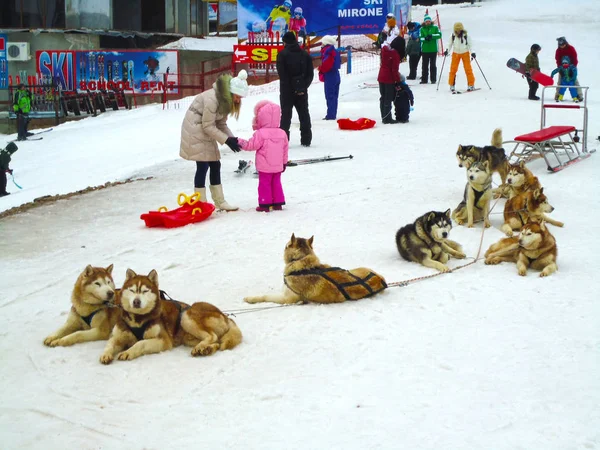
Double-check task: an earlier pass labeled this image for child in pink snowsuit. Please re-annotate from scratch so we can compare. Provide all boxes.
[238,100,289,212]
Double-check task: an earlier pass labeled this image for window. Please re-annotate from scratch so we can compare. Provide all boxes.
[0,0,66,28]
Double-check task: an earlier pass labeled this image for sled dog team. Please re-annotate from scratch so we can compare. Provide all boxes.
[44,128,562,361]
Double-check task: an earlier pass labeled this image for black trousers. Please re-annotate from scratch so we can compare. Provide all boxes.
[17,113,30,139]
[420,52,437,83]
[0,170,7,194]
[408,53,421,79]
[194,160,221,188]
[378,83,396,121]
[527,78,539,99]
[280,92,312,146]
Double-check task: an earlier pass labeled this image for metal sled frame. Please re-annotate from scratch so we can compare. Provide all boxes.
[504,85,594,171]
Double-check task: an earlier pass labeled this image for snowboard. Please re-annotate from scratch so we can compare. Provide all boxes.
[507,58,553,86]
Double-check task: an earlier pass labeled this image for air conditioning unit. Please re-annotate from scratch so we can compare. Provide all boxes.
[7,42,30,61]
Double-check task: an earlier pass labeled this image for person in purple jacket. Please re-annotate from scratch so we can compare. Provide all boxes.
[317,35,341,120]
[239,100,289,212]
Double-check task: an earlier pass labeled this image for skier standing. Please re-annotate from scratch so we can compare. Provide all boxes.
[0,142,18,197]
[444,22,475,92]
[13,83,32,141]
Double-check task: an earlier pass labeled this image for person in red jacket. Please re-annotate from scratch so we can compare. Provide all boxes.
[377,36,404,124]
[554,37,583,101]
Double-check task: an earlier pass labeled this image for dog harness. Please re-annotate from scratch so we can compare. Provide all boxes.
[125,290,190,341]
[79,308,103,327]
[284,267,388,300]
[471,182,492,209]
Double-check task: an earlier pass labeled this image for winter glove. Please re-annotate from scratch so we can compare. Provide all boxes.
[6,168,13,175]
[410,100,414,106]
[225,137,241,153]
[470,52,476,60]
[424,35,432,41]
[394,82,402,91]
[443,49,449,57]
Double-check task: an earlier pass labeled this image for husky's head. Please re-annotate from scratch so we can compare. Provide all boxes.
[467,160,491,184]
[425,209,453,242]
[456,145,478,168]
[528,188,554,214]
[519,222,546,250]
[120,269,160,314]
[506,161,528,187]
[79,264,116,305]
[284,233,315,264]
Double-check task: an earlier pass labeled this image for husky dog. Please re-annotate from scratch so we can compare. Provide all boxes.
[485,221,558,277]
[100,269,241,364]
[395,209,466,273]
[452,160,493,228]
[501,187,564,236]
[44,264,120,347]
[244,234,387,304]
[456,128,508,191]
[504,161,542,199]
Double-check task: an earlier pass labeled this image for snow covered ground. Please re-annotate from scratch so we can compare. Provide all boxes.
[1,1,599,448]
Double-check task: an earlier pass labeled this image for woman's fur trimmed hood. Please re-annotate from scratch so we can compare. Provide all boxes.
[214,74,233,116]
[454,22,466,34]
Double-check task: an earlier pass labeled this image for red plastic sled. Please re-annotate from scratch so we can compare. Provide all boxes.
[337,117,376,130]
[141,193,216,228]
[530,69,554,87]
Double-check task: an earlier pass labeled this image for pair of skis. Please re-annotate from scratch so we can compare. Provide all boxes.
[233,155,354,174]
[452,88,481,95]
[10,127,53,143]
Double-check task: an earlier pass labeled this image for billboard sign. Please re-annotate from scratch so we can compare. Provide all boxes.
[237,0,387,39]
[0,34,9,89]
[233,44,284,64]
[36,49,179,94]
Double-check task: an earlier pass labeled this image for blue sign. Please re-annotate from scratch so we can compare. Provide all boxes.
[0,34,8,89]
[238,0,388,39]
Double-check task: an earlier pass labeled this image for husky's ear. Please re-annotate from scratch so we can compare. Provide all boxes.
[84,265,95,277]
[428,212,435,222]
[482,159,490,170]
[444,209,451,218]
[289,233,296,245]
[125,268,137,281]
[105,264,114,275]
[533,188,540,198]
[148,270,158,287]
[519,160,526,168]
[308,236,314,247]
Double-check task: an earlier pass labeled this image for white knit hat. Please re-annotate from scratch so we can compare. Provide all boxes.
[230,70,249,97]
[321,35,337,47]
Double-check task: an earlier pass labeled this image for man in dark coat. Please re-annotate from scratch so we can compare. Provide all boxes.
[277,31,314,147]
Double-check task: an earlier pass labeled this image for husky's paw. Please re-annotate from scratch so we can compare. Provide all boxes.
[484,221,491,228]
[502,227,514,237]
[555,221,564,228]
[44,335,59,346]
[100,353,113,365]
[244,296,261,304]
[192,343,219,357]
[117,351,135,361]
[485,257,500,265]
[467,223,474,228]
[455,251,466,259]
[437,266,451,273]
[518,267,527,276]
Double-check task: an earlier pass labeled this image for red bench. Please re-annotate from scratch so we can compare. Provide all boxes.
[505,125,590,172]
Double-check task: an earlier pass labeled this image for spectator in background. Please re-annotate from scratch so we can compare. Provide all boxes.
[0,142,18,197]
[419,14,442,84]
[318,35,341,120]
[525,43,541,100]
[277,31,314,147]
[406,21,422,80]
[377,37,403,124]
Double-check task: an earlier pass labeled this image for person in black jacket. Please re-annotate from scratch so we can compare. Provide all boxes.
[277,31,314,147]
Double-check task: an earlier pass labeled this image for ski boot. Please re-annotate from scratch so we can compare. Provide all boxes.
[467,85,475,92]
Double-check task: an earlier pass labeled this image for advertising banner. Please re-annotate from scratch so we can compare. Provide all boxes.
[389,0,412,27]
[0,34,9,89]
[36,49,179,94]
[238,0,388,39]
[233,44,284,64]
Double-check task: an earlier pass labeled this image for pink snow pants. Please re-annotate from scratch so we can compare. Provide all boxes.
[258,171,285,207]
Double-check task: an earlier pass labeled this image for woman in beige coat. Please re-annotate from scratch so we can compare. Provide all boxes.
[180,70,249,211]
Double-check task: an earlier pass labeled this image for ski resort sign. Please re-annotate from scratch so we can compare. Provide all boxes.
[237,0,386,39]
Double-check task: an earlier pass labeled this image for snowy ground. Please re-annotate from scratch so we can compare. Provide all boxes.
[1,1,599,449]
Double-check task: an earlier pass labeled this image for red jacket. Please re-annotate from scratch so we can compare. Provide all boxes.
[555,44,578,67]
[377,45,401,84]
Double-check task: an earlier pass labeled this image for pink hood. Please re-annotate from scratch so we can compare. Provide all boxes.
[252,100,281,130]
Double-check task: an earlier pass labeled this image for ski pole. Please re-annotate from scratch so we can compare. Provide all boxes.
[9,171,23,189]
[436,54,447,91]
[473,57,491,90]
[287,155,353,166]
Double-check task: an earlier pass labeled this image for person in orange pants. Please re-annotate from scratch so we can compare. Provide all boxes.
[444,22,476,92]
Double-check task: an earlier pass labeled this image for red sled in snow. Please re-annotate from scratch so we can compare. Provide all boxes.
[506,58,553,86]
[141,192,216,228]
[337,117,376,130]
